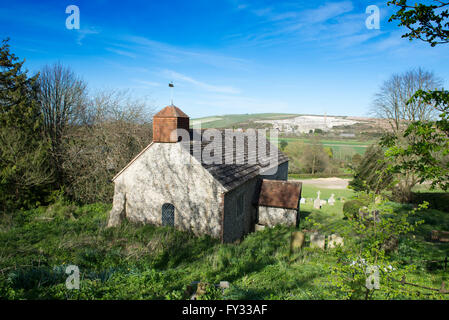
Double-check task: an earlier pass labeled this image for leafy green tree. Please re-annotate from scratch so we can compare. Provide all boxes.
[383,1,449,191]
[0,39,53,212]
[351,153,362,167]
[300,139,330,175]
[283,140,306,173]
[279,140,288,151]
[0,39,40,133]
[350,145,394,194]
[324,146,333,160]
[371,68,443,202]
[0,127,53,211]
[381,90,449,190]
[388,0,448,47]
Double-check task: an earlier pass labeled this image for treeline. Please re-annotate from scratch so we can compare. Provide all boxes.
[0,39,154,213]
[281,137,362,176]
[281,137,343,175]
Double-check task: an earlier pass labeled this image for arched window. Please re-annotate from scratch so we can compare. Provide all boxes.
[162,203,175,227]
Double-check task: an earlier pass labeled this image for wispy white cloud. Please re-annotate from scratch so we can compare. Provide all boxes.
[132,79,160,87]
[301,1,353,24]
[337,31,383,48]
[224,1,358,48]
[237,4,249,10]
[105,47,136,58]
[252,7,273,17]
[102,60,150,73]
[372,31,407,51]
[227,0,399,61]
[162,70,240,94]
[122,35,250,70]
[75,26,100,45]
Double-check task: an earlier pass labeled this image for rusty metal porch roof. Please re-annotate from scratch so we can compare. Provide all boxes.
[258,179,302,210]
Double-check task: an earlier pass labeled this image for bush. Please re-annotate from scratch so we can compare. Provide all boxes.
[343,200,366,220]
[7,266,67,290]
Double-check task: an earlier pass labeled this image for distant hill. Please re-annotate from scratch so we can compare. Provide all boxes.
[190,113,386,139]
[190,113,299,129]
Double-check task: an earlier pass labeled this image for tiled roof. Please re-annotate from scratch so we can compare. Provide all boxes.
[182,129,288,191]
[154,105,189,118]
[258,179,302,210]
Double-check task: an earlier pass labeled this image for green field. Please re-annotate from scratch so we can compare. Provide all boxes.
[273,137,375,156]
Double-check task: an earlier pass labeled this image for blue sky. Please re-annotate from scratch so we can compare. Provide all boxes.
[1,0,448,118]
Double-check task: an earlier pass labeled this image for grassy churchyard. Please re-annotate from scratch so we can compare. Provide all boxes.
[1,178,448,300]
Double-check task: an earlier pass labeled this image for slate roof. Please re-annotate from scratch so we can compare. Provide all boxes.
[258,179,302,210]
[112,128,288,191]
[182,129,288,191]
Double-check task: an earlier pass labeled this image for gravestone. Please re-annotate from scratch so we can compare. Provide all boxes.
[320,200,327,206]
[196,282,209,296]
[219,281,230,294]
[313,191,322,209]
[300,198,306,205]
[328,234,344,248]
[310,232,325,249]
[188,281,230,299]
[358,206,369,219]
[328,194,336,206]
[290,231,305,252]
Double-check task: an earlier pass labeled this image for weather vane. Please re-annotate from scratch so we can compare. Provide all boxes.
[169,81,174,105]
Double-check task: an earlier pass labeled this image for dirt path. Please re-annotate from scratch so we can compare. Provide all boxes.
[291,177,350,189]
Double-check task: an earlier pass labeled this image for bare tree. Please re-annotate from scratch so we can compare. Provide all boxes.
[37,63,88,184]
[371,68,443,133]
[63,89,154,203]
[37,62,154,203]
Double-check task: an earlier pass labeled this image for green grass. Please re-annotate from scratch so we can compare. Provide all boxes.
[298,184,353,235]
[1,191,448,300]
[300,185,354,200]
[274,137,375,156]
[0,200,335,299]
